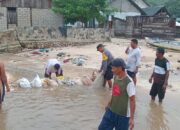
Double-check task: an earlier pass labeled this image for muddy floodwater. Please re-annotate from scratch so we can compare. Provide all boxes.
[1,77,180,130]
[0,39,180,130]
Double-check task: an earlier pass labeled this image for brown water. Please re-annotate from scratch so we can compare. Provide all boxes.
[1,80,180,130]
[0,86,110,130]
[1,43,180,130]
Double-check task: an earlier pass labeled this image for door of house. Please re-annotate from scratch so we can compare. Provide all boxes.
[7,7,17,29]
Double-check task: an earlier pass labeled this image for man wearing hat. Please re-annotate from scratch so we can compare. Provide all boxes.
[97,44,114,88]
[149,47,170,103]
[98,58,136,130]
[44,59,63,79]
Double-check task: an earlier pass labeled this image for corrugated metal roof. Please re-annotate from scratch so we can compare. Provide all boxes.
[142,5,165,16]
[112,12,141,20]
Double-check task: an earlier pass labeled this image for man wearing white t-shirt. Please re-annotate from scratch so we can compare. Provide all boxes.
[44,59,63,79]
[125,39,141,85]
[99,58,136,130]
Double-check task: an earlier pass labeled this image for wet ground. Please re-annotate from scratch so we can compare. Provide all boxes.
[0,38,180,130]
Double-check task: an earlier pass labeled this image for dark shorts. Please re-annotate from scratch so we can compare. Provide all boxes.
[150,83,165,100]
[0,82,5,104]
[104,65,113,80]
[127,70,136,79]
[98,108,129,130]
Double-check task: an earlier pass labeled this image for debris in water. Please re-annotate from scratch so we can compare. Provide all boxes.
[57,52,66,57]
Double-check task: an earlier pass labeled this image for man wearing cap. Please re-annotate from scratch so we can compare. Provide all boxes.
[97,44,114,88]
[149,47,170,103]
[44,59,63,79]
[125,39,141,85]
[98,58,136,130]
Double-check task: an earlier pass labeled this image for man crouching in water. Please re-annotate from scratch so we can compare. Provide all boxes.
[97,44,114,88]
[45,59,63,79]
[0,62,10,108]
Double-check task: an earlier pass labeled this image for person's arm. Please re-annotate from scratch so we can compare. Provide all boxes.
[163,62,170,91]
[135,51,141,73]
[56,68,63,77]
[1,63,10,92]
[149,69,155,83]
[149,60,156,83]
[129,95,135,130]
[101,61,108,75]
[125,47,130,54]
[127,82,136,130]
[105,96,112,110]
[163,71,169,90]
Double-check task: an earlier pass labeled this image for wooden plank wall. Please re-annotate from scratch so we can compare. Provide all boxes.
[0,0,52,8]
[176,27,180,38]
[126,16,176,38]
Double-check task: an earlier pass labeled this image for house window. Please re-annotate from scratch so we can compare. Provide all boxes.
[7,7,17,25]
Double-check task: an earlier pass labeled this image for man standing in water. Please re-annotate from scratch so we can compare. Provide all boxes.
[0,62,10,108]
[45,59,63,79]
[98,58,136,130]
[97,44,114,88]
[125,39,141,85]
[149,47,170,103]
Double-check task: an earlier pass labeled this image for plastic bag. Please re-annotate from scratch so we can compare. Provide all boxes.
[31,74,42,88]
[93,72,104,88]
[16,78,31,88]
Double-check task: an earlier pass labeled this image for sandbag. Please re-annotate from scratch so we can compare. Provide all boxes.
[16,78,31,88]
[31,74,42,88]
[81,76,93,86]
[42,78,59,87]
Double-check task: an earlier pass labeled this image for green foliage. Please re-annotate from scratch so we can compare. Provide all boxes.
[52,0,114,24]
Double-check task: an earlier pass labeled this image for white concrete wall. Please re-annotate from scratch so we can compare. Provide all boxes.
[32,9,63,27]
[0,7,7,32]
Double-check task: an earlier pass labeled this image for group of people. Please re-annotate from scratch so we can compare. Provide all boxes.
[0,39,170,130]
[97,39,170,130]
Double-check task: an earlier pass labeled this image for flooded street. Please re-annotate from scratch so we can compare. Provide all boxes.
[0,82,111,130]
[0,39,180,130]
[1,81,180,130]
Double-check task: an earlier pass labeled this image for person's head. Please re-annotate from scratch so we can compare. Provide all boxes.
[156,47,165,59]
[97,44,104,53]
[54,64,60,71]
[111,58,127,76]
[131,39,138,49]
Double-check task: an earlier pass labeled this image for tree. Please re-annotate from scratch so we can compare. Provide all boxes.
[52,0,113,26]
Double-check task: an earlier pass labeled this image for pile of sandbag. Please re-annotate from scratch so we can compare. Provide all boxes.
[15,71,103,88]
[16,74,42,88]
